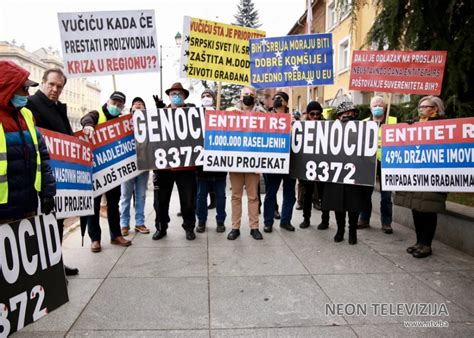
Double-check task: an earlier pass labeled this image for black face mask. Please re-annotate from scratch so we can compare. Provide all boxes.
[273,98,283,108]
[242,95,255,106]
[341,115,354,123]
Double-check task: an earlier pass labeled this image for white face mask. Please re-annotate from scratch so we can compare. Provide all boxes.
[202,97,214,107]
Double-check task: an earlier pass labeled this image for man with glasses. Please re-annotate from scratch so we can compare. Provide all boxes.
[27,68,79,275]
[226,87,266,240]
[263,91,297,233]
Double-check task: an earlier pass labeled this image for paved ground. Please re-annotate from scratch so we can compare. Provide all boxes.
[13,187,474,337]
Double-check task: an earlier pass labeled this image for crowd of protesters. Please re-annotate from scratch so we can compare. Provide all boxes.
[0,61,449,276]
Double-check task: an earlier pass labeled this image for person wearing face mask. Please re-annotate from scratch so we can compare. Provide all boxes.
[200,88,217,210]
[80,91,131,252]
[226,86,266,240]
[321,101,372,245]
[0,60,56,224]
[357,96,397,234]
[119,97,150,237]
[195,89,228,233]
[299,101,332,230]
[394,96,447,258]
[26,68,80,276]
[152,82,198,241]
[263,91,297,233]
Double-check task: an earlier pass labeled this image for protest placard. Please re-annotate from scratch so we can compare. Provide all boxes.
[250,33,334,88]
[204,111,291,174]
[290,120,378,186]
[381,118,474,192]
[180,16,265,85]
[58,10,159,77]
[76,115,141,196]
[134,107,205,169]
[41,129,94,219]
[0,214,68,336]
[349,50,447,95]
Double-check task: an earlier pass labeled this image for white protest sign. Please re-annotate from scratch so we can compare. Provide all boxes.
[58,10,159,77]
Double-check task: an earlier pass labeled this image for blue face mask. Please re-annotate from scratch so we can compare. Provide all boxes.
[107,104,122,116]
[171,94,184,106]
[11,94,28,108]
[371,106,384,117]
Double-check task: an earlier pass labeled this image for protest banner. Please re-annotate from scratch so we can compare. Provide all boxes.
[134,107,205,169]
[349,50,447,95]
[75,115,141,197]
[250,33,334,88]
[40,129,94,219]
[0,214,68,336]
[179,16,265,85]
[290,120,378,186]
[381,118,474,192]
[204,111,291,174]
[57,10,159,77]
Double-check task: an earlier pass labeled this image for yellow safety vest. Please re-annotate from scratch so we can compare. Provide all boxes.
[364,115,397,161]
[97,108,107,124]
[0,107,41,204]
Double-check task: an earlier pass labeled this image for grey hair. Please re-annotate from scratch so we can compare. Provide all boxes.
[370,95,385,107]
[419,96,445,116]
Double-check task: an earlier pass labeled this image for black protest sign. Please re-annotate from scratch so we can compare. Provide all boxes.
[290,120,378,186]
[0,214,68,336]
[133,107,205,169]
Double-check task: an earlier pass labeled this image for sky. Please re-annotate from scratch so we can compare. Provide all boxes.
[1,0,306,107]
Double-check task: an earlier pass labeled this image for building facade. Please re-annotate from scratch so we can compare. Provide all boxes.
[0,40,101,131]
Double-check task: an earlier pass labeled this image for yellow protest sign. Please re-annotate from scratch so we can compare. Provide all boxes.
[180,16,265,85]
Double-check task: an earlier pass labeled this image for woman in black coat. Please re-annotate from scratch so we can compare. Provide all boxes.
[322,102,372,245]
[394,96,448,258]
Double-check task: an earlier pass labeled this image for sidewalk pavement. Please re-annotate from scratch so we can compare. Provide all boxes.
[13,188,474,337]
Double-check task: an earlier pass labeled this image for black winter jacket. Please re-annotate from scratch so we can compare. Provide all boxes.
[27,90,73,135]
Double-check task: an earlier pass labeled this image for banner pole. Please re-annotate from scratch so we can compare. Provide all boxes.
[216,82,222,110]
[112,74,117,91]
[386,93,393,117]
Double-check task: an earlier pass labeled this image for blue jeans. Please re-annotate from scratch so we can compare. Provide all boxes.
[119,171,149,227]
[264,174,296,226]
[196,178,226,223]
[359,187,393,225]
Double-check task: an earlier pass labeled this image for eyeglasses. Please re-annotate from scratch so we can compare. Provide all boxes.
[418,105,434,109]
[309,111,322,116]
[22,85,30,92]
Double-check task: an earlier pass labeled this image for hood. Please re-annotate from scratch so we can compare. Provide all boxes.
[0,60,30,108]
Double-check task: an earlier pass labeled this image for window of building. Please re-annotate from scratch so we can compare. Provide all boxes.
[327,1,337,30]
[338,36,351,73]
[340,0,353,20]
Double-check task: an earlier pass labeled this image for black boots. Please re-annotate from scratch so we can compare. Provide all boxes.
[196,221,206,233]
[348,226,357,245]
[334,223,357,244]
[299,219,310,229]
[334,224,345,242]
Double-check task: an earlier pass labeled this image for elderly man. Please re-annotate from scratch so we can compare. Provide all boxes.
[152,82,197,241]
[263,91,296,233]
[226,86,266,240]
[81,91,131,252]
[27,68,79,275]
[358,95,397,234]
